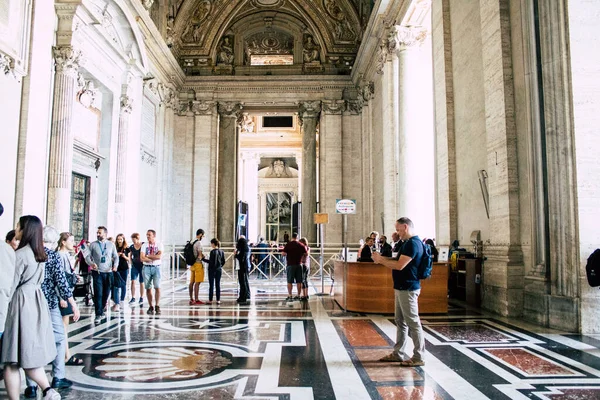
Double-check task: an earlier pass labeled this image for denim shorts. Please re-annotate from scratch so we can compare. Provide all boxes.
[131,264,144,283]
[143,265,161,289]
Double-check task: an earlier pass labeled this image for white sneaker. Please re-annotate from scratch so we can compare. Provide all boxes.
[43,388,61,400]
[94,316,102,324]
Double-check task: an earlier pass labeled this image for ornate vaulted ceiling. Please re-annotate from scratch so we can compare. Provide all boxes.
[161,0,374,76]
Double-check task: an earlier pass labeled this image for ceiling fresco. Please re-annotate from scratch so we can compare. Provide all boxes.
[161,0,374,75]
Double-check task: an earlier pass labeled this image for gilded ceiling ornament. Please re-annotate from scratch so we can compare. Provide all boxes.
[244,31,294,64]
[251,0,285,8]
[324,0,356,41]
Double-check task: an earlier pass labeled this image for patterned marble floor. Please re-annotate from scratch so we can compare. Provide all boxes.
[2,277,600,399]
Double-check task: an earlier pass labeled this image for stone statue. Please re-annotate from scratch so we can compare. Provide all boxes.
[217,37,234,65]
[241,114,254,133]
[303,35,320,63]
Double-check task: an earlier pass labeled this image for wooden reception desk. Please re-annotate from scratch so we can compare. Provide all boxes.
[333,261,449,314]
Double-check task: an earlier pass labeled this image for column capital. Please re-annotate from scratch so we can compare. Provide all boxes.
[298,101,321,125]
[217,101,243,118]
[192,100,217,115]
[160,84,178,109]
[322,99,346,115]
[120,95,133,114]
[360,82,375,101]
[345,100,363,115]
[53,46,83,79]
[387,25,428,54]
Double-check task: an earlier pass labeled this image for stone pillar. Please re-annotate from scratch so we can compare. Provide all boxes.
[360,83,375,233]
[217,102,242,245]
[298,101,321,244]
[192,101,217,237]
[389,25,436,237]
[320,100,345,245]
[343,100,364,243]
[432,0,458,247]
[47,46,82,232]
[479,0,523,316]
[114,94,133,231]
[240,151,260,242]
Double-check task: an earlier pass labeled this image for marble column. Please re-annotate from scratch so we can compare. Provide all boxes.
[217,102,242,245]
[240,151,260,242]
[479,0,523,317]
[114,94,133,231]
[320,100,345,245]
[389,25,436,238]
[432,0,458,247]
[298,101,321,244]
[343,100,364,243]
[47,46,82,232]
[192,101,217,237]
[360,83,375,233]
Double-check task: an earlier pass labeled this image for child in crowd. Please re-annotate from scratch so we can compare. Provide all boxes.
[299,238,310,301]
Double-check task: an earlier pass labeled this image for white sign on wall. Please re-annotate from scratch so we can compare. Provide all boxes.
[335,199,357,214]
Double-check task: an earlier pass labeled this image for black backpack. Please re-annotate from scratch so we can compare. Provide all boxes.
[183,240,198,266]
[586,249,600,287]
[418,241,433,280]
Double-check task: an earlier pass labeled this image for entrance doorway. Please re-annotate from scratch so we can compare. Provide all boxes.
[70,173,90,242]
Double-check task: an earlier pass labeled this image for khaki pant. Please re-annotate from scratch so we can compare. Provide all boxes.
[393,289,425,362]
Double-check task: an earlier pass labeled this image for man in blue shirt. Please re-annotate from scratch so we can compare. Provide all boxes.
[85,226,119,324]
[373,217,425,367]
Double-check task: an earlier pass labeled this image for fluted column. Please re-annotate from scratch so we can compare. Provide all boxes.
[47,46,82,231]
[299,101,321,244]
[113,94,133,232]
[217,102,242,244]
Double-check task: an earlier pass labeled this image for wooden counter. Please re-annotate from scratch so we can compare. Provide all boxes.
[333,261,449,314]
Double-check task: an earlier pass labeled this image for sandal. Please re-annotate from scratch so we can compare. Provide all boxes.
[399,359,425,367]
[379,353,402,362]
[66,355,84,366]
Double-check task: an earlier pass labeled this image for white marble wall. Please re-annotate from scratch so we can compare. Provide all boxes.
[568,0,600,333]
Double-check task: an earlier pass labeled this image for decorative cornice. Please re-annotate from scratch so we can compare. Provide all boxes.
[120,95,133,114]
[191,100,217,115]
[217,102,243,118]
[322,99,346,115]
[298,101,321,125]
[53,46,83,79]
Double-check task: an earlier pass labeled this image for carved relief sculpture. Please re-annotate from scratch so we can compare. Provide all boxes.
[324,0,357,41]
[216,36,235,65]
[181,0,211,43]
[241,114,255,133]
[303,35,320,63]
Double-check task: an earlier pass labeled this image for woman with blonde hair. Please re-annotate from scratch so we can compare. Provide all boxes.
[56,232,83,366]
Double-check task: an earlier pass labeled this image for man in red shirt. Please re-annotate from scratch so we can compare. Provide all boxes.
[282,233,307,302]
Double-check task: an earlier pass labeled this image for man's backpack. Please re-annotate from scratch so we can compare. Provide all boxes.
[183,240,198,266]
[418,241,433,280]
[586,249,600,287]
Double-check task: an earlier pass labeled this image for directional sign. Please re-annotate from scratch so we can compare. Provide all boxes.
[335,199,357,214]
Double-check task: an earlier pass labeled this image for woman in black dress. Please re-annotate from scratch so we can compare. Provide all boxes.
[235,237,251,304]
